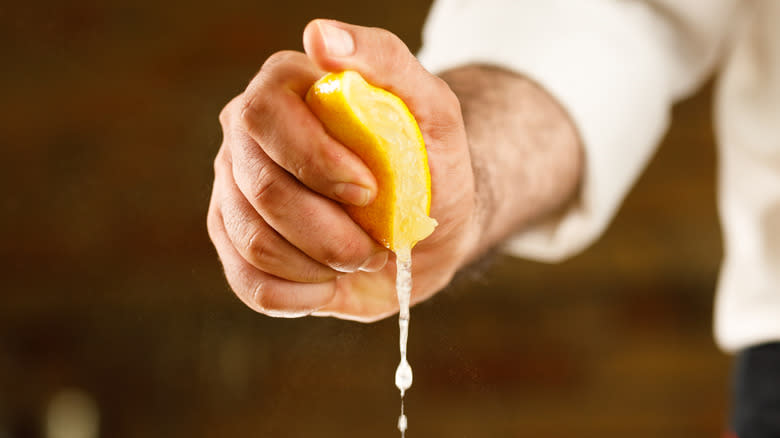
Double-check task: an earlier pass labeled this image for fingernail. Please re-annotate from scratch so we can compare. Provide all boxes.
[334,182,373,206]
[319,22,355,57]
[359,251,389,273]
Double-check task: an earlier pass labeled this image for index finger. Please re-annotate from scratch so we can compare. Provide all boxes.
[239,50,378,207]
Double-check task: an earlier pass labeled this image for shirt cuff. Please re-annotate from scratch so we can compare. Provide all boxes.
[418,0,675,261]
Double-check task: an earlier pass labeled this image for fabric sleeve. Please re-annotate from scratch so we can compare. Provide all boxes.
[417,0,738,262]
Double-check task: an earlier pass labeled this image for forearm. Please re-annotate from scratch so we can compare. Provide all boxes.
[439,65,584,261]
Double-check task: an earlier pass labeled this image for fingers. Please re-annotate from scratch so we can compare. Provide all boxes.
[224,102,389,274]
[312,271,398,323]
[214,147,338,283]
[240,51,377,207]
[207,174,338,317]
[302,19,461,126]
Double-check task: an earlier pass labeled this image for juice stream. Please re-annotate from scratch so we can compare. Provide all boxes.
[394,247,413,437]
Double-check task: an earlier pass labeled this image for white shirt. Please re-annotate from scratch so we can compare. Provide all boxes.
[418,0,780,353]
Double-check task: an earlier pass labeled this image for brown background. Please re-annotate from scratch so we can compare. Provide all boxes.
[1,1,729,437]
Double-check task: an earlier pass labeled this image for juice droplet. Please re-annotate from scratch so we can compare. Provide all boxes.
[395,357,413,395]
[397,398,407,437]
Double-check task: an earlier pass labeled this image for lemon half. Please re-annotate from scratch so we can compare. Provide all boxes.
[305,71,437,251]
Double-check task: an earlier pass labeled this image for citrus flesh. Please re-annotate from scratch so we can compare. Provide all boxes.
[305,71,437,252]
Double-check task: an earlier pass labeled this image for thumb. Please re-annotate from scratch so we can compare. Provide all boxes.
[302,19,451,118]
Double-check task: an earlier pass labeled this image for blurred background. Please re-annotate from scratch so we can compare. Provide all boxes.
[1,1,729,437]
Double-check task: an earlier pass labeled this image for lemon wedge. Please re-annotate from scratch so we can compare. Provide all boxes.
[305,71,437,251]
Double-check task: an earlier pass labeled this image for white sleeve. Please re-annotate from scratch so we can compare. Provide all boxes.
[417,0,738,262]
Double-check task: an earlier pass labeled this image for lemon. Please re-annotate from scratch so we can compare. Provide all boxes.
[305,71,437,252]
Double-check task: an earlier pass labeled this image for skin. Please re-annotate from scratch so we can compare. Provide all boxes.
[207,19,583,322]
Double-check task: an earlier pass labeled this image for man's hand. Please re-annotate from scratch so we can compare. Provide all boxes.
[207,20,478,321]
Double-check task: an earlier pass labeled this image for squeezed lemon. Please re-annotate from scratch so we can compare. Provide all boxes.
[305,71,437,251]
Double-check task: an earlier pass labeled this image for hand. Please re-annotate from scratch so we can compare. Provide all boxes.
[207,19,478,321]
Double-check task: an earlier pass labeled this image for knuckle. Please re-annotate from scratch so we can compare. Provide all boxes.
[242,53,299,128]
[424,77,463,132]
[250,162,300,212]
[244,224,272,267]
[301,263,334,283]
[375,27,406,51]
[260,50,300,75]
[242,222,334,283]
[222,262,274,314]
[251,281,279,313]
[371,27,412,67]
[321,234,366,268]
[319,136,347,167]
[292,142,317,182]
[239,93,267,132]
[218,104,230,127]
[219,94,244,127]
[251,161,281,206]
[296,132,341,189]
[213,146,230,177]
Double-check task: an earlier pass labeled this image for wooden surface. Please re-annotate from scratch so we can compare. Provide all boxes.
[1,1,729,437]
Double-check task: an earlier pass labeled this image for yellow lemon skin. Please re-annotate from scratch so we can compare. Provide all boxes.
[305,71,437,252]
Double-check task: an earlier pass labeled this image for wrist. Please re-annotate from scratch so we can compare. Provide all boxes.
[440,64,584,263]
